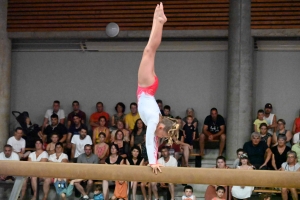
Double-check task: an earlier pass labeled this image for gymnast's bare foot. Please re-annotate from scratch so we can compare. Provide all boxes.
[154,2,167,24]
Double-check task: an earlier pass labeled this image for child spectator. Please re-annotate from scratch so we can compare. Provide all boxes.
[183,115,196,149]
[112,180,128,200]
[253,110,268,132]
[212,186,226,200]
[54,178,82,200]
[182,185,196,200]
[233,148,244,168]
[93,184,104,200]
[163,105,173,118]
[46,133,59,155]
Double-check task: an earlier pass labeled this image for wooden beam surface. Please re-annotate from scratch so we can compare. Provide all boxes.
[0,161,300,188]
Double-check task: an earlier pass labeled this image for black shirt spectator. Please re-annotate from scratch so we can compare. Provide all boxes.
[68,123,87,138]
[271,145,290,170]
[243,140,269,169]
[183,124,196,145]
[44,123,67,144]
[105,155,123,164]
[204,115,225,134]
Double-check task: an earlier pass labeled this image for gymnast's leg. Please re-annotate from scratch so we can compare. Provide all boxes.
[138,2,167,87]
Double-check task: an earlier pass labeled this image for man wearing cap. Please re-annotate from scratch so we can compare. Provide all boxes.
[264,103,277,135]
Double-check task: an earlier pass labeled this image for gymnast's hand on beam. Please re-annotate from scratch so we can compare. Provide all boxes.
[150,164,164,174]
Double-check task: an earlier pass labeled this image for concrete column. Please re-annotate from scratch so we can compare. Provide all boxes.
[226,0,253,160]
[0,0,12,151]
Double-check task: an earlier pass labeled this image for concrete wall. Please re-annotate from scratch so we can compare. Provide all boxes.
[253,51,300,132]
[10,49,300,135]
[10,50,228,132]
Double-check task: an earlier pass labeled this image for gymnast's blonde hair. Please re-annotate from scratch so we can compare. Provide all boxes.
[160,117,180,145]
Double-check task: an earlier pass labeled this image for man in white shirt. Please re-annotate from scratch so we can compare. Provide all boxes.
[264,103,277,135]
[7,127,30,159]
[43,100,65,129]
[71,127,92,163]
[0,144,19,181]
[151,146,177,200]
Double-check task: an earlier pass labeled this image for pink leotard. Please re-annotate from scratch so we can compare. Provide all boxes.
[137,76,160,165]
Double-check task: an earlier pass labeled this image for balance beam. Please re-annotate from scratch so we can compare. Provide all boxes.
[0,161,299,188]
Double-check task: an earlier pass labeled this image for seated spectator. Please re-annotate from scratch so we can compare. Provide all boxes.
[46,133,59,155]
[7,127,30,159]
[93,184,104,200]
[273,119,292,148]
[151,146,177,200]
[138,134,148,164]
[158,124,191,166]
[183,115,196,149]
[291,141,300,164]
[156,99,164,115]
[23,116,42,148]
[259,123,272,147]
[264,103,277,135]
[111,102,126,128]
[111,120,130,143]
[67,100,86,128]
[271,135,291,170]
[176,116,191,167]
[182,185,196,200]
[71,127,92,163]
[292,110,300,143]
[130,119,146,147]
[182,108,198,132]
[45,142,69,199]
[163,105,173,118]
[48,142,68,163]
[253,109,268,132]
[0,144,27,200]
[243,132,272,170]
[293,131,300,144]
[67,114,87,149]
[125,102,140,131]
[204,156,231,200]
[112,181,128,200]
[28,139,50,200]
[280,151,300,200]
[89,102,110,130]
[126,145,144,200]
[113,130,129,159]
[232,148,244,169]
[231,153,254,200]
[212,186,226,200]
[75,144,98,200]
[93,116,110,144]
[200,108,226,156]
[94,132,109,164]
[54,178,82,200]
[0,144,19,181]
[43,100,65,129]
[292,110,300,134]
[103,144,124,200]
[43,113,67,144]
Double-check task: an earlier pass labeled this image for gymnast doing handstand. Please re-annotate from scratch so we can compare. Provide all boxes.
[137,2,179,174]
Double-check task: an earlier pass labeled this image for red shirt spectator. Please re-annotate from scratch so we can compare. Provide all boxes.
[89,102,110,130]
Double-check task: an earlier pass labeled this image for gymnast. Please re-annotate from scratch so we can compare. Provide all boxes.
[137,2,179,174]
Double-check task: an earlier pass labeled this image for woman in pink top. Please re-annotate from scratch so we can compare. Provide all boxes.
[137,2,179,174]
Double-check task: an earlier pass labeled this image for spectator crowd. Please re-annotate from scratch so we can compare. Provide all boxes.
[1,100,300,200]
